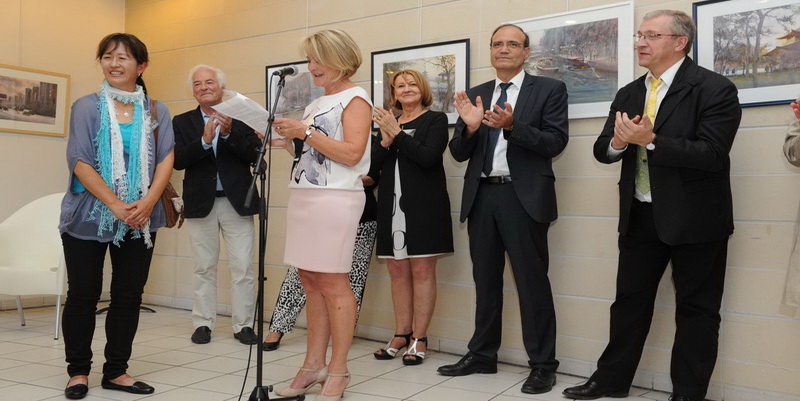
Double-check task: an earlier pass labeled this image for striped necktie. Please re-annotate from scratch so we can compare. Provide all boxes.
[635,78,662,195]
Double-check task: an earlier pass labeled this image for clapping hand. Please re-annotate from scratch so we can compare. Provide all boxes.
[372,107,401,148]
[612,112,654,148]
[453,91,483,133]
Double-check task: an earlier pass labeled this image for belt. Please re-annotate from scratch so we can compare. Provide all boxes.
[215,190,226,197]
[480,175,512,184]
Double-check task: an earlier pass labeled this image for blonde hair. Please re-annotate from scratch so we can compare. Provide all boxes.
[389,69,433,110]
[300,29,362,81]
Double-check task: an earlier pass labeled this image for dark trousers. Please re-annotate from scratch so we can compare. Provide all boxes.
[591,200,727,399]
[466,182,558,370]
[61,232,156,379]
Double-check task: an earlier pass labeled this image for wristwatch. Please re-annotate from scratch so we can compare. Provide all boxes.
[645,134,657,150]
[303,126,314,141]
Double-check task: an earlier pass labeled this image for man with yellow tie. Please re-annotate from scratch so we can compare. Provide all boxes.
[563,10,741,401]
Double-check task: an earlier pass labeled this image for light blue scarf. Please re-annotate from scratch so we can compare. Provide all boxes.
[88,81,153,247]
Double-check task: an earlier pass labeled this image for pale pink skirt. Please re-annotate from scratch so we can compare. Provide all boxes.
[284,188,365,273]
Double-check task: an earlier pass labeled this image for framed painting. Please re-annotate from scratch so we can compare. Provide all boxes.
[509,1,635,119]
[0,64,70,137]
[265,60,325,121]
[371,39,470,128]
[694,0,800,107]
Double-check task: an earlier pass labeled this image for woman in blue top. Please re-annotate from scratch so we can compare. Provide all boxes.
[59,33,174,400]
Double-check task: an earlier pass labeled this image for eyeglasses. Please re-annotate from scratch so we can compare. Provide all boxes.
[491,41,524,50]
[634,33,683,42]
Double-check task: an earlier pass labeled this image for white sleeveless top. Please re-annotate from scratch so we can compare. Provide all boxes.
[289,86,372,191]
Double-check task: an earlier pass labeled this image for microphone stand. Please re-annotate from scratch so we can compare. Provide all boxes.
[244,73,304,401]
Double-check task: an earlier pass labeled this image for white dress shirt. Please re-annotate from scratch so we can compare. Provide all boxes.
[484,69,526,177]
[201,111,229,191]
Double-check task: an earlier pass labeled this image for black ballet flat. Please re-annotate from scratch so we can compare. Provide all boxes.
[101,377,155,394]
[64,383,88,399]
[263,332,284,351]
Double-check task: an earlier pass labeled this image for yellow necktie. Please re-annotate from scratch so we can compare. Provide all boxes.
[635,78,662,195]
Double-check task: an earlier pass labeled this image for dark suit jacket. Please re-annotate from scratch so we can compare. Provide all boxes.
[449,73,569,223]
[173,107,262,218]
[593,57,741,245]
[372,110,454,256]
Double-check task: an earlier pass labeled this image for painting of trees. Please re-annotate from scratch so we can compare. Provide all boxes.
[712,3,800,88]
[380,55,457,113]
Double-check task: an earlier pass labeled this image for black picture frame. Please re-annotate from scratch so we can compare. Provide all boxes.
[370,39,470,128]
[265,60,325,122]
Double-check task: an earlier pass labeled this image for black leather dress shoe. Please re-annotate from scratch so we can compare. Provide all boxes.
[521,368,556,394]
[562,379,628,400]
[263,332,284,351]
[670,394,703,401]
[234,327,258,345]
[101,378,155,394]
[437,355,497,376]
[64,383,88,399]
[191,326,211,344]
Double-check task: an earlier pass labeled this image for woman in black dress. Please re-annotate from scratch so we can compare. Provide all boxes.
[371,69,453,366]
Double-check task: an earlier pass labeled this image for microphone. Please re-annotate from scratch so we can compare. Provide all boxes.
[272,66,298,77]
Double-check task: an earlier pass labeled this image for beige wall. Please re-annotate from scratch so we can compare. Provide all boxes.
[126,1,800,400]
[0,0,125,220]
[0,0,125,309]
[2,0,797,399]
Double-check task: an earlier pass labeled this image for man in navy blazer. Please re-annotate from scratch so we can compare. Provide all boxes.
[173,65,262,345]
[438,24,568,395]
[564,11,741,401]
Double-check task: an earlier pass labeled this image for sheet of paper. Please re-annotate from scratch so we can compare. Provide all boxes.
[212,90,278,137]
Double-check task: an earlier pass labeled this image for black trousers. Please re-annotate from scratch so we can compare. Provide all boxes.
[591,200,727,399]
[61,232,156,379]
[466,182,558,370]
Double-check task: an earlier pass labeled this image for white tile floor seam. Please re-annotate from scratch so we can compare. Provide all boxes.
[0,305,674,401]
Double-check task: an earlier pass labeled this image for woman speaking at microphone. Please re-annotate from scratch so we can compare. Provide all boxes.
[269,29,371,401]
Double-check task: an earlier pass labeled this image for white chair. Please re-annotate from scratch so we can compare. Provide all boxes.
[0,192,67,340]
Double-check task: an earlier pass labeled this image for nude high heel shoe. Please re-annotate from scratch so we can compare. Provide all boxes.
[314,372,350,401]
[274,366,328,397]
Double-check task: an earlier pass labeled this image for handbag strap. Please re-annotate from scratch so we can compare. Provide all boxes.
[150,98,160,150]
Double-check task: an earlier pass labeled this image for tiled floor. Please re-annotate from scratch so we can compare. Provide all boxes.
[0,305,672,401]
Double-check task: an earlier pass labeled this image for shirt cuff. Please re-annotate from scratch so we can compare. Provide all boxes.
[202,141,213,150]
[607,142,626,160]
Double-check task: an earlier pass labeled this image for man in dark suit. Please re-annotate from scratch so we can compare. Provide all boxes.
[437,24,568,395]
[174,65,262,345]
[563,10,741,401]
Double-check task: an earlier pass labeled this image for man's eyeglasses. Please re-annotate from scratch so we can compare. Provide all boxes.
[634,33,683,42]
[491,41,524,50]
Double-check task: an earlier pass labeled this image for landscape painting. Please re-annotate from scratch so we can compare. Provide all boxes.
[695,0,800,106]
[525,18,619,105]
[0,65,69,137]
[371,39,470,127]
[512,2,634,118]
[265,61,324,122]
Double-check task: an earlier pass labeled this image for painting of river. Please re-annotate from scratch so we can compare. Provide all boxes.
[524,18,619,105]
